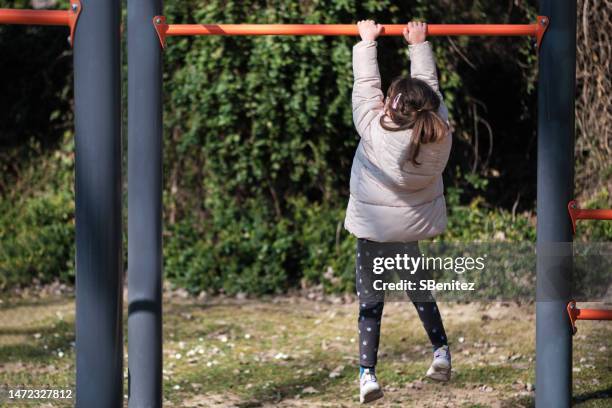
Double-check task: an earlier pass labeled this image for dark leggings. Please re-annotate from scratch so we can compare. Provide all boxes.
[355,239,448,367]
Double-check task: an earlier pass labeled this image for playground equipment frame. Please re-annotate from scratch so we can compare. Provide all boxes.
[134,2,574,407]
[0,1,599,407]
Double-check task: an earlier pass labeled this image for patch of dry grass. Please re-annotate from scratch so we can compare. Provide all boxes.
[0,293,610,407]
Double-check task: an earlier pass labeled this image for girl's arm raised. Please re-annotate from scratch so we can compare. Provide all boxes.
[405,22,440,95]
[352,20,385,139]
[405,22,448,121]
[409,41,440,94]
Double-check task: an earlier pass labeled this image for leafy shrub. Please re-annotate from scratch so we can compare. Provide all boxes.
[290,198,356,292]
[0,135,75,289]
[0,186,75,288]
[164,197,295,295]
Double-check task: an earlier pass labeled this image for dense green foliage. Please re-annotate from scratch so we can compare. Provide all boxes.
[0,0,609,293]
[0,137,75,288]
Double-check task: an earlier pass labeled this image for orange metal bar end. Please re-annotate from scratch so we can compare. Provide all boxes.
[567,301,612,335]
[0,1,80,47]
[153,15,168,49]
[536,16,549,50]
[567,301,578,335]
[568,200,612,235]
[68,0,82,48]
[568,200,579,234]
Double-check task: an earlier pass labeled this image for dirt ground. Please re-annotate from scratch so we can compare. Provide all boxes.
[0,286,610,407]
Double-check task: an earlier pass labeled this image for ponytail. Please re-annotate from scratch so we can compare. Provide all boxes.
[380,77,448,166]
[406,110,449,165]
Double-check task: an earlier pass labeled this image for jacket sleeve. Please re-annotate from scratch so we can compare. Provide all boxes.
[409,41,449,122]
[352,40,384,139]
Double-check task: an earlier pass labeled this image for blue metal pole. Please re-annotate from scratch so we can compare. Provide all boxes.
[536,1,576,407]
[73,0,124,406]
[127,0,164,406]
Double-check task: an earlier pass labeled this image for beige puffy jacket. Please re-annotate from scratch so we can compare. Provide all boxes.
[344,40,452,242]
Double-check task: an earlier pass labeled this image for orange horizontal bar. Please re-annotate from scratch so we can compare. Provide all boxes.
[0,9,70,26]
[0,2,81,48]
[163,23,538,37]
[575,308,612,321]
[153,16,549,49]
[572,208,612,222]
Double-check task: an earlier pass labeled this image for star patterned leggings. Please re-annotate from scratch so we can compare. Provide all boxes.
[355,238,448,368]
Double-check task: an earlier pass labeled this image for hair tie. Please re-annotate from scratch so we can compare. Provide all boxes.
[391,93,402,110]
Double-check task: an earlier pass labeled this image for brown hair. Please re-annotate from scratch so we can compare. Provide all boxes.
[380,77,449,166]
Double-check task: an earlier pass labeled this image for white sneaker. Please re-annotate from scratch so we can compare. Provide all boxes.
[426,345,451,382]
[359,368,384,404]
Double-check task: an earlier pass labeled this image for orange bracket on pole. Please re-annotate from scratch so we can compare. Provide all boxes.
[153,16,549,50]
[568,200,612,234]
[0,0,81,47]
[567,301,612,335]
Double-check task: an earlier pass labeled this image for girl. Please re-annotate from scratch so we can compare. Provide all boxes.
[345,20,453,403]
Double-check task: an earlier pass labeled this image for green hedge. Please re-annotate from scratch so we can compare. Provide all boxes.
[0,138,75,289]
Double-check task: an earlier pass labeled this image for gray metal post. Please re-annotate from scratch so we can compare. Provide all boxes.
[127,0,164,406]
[73,0,123,407]
[536,1,576,407]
